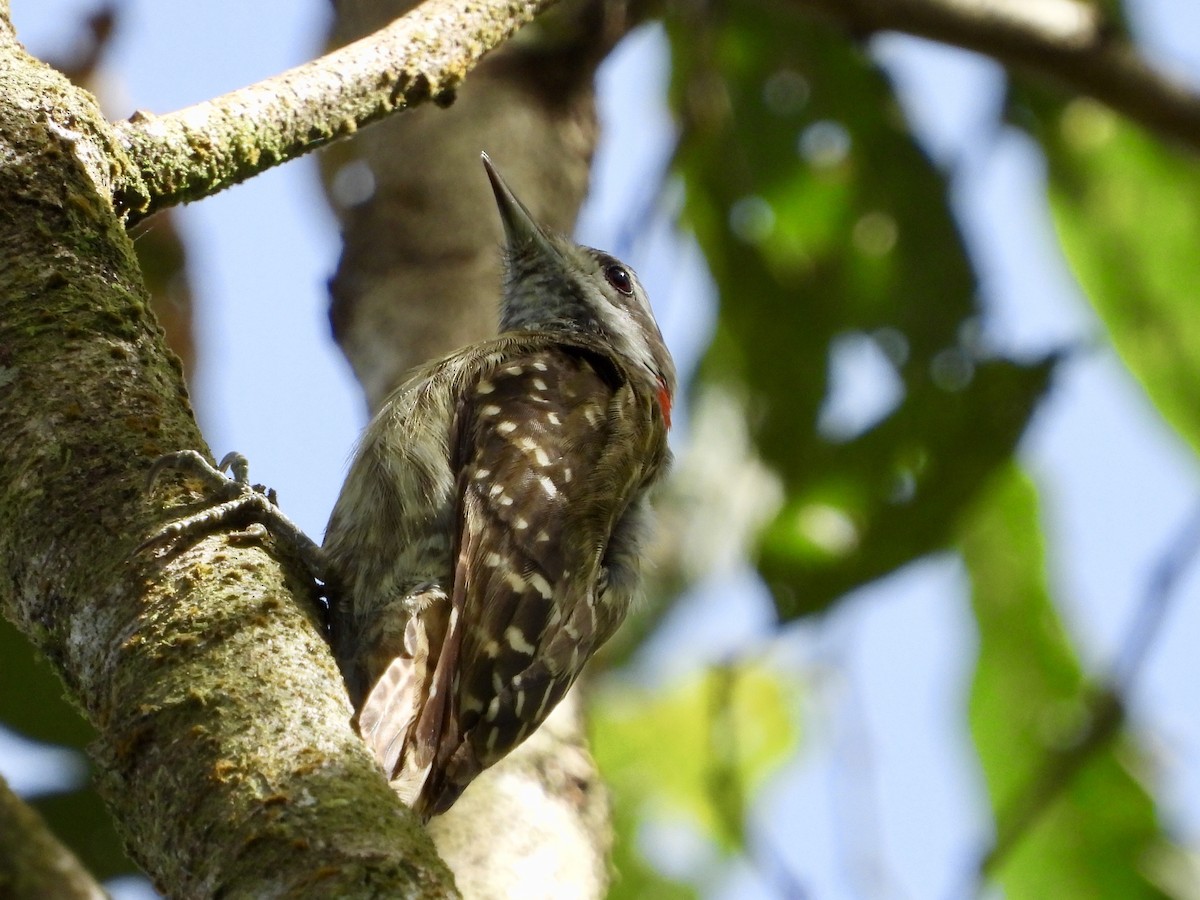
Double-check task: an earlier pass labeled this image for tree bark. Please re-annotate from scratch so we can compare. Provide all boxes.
[0,4,519,895]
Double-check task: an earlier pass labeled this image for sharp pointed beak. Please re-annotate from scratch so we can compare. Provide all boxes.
[481,152,553,256]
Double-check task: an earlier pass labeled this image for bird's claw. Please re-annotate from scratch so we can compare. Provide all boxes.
[217,450,251,485]
[137,449,326,584]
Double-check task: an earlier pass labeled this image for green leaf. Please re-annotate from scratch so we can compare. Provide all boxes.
[606,800,699,900]
[0,618,137,880]
[667,3,1050,616]
[591,662,801,869]
[0,616,93,748]
[671,0,975,440]
[763,355,1055,617]
[1016,88,1200,456]
[960,465,1175,898]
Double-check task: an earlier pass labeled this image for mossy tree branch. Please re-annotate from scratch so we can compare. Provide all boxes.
[0,10,465,897]
[112,0,558,224]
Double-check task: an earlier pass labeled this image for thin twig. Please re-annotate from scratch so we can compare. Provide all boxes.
[1113,502,1200,687]
[976,688,1123,881]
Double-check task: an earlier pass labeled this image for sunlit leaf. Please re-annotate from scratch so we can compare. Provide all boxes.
[961,465,1175,898]
[0,618,135,880]
[592,662,801,861]
[1014,87,1200,456]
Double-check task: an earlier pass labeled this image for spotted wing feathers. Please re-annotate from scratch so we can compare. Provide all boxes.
[352,342,666,817]
[430,347,655,813]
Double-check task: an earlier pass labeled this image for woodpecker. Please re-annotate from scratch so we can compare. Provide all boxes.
[140,154,675,818]
[321,154,675,816]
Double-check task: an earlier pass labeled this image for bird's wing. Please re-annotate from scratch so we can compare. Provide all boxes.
[419,344,651,813]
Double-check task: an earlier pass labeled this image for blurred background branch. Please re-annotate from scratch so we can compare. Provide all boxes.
[0,776,105,900]
[800,0,1200,154]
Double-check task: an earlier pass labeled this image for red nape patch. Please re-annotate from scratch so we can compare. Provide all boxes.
[656,378,673,429]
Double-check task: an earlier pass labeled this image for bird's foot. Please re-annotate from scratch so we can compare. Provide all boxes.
[137,450,326,584]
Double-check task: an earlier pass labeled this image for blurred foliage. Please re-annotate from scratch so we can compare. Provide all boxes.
[633,0,1183,893]
[1012,83,1200,457]
[962,467,1175,897]
[666,0,1054,618]
[592,662,800,896]
[0,619,92,750]
[0,618,136,882]
[606,797,701,900]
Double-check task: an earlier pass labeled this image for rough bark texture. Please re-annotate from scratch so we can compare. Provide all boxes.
[0,15,454,898]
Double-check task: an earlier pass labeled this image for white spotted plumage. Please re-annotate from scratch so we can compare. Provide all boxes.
[322,154,674,818]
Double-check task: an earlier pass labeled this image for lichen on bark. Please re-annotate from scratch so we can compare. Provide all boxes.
[0,15,456,898]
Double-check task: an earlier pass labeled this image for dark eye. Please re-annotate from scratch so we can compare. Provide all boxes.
[604,264,633,295]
